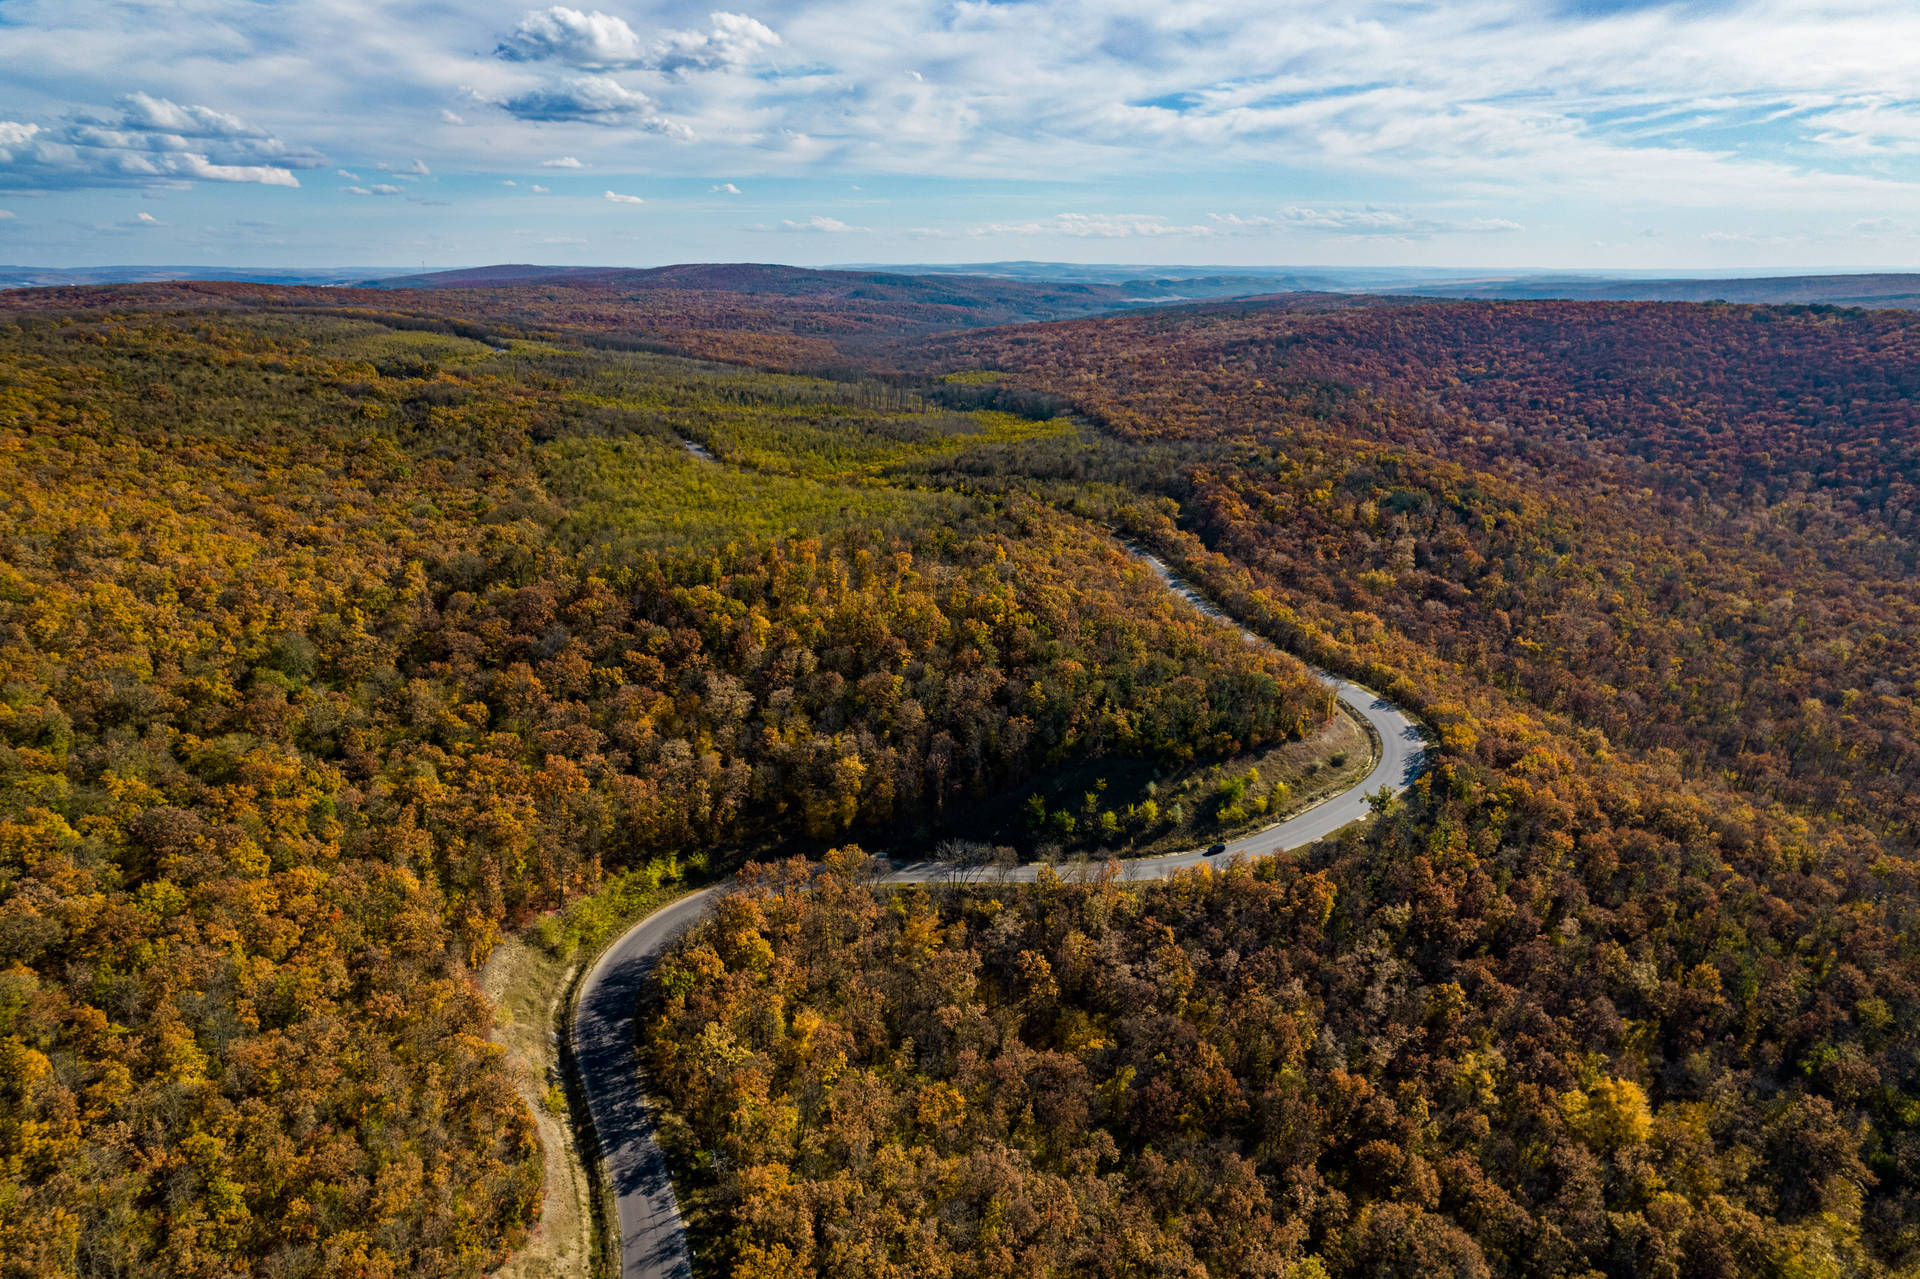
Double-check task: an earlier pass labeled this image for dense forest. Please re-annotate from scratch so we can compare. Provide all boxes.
[930,298,1920,843]
[10,278,1920,1278]
[0,298,1322,1276]
[643,295,1920,1278]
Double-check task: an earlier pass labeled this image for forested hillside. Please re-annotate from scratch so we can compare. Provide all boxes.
[11,279,1920,1279]
[640,296,1920,1278]
[933,298,1920,840]
[0,299,1323,1275]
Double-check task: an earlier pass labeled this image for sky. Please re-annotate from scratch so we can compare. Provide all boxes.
[2,0,1919,271]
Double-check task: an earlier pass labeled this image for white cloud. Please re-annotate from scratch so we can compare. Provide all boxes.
[501,76,692,136]
[498,7,647,67]
[378,158,430,177]
[0,210,14,220]
[651,11,781,74]
[531,184,549,192]
[948,206,1523,242]
[1807,100,1920,156]
[101,211,164,231]
[603,188,644,203]
[1703,229,1792,246]
[975,212,1211,238]
[778,214,863,232]
[345,183,403,196]
[0,95,315,190]
[1211,207,1526,238]
[336,168,360,180]
[6,0,1920,263]
[505,74,646,120]
[496,7,779,73]
[114,92,252,140]
[542,155,584,168]
[440,109,467,125]
[711,182,742,194]
[502,179,517,186]
[0,121,42,160]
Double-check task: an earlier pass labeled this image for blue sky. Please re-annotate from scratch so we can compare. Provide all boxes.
[1,0,1918,270]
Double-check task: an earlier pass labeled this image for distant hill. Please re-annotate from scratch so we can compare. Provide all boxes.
[0,263,1212,372]
[0,265,403,289]
[13,263,1917,379]
[862,261,1920,309]
[1395,271,1920,308]
[363,261,1136,319]
[831,260,1364,299]
[18,261,1916,312]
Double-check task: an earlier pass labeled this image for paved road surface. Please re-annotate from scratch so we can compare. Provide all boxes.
[570,549,1429,1279]
[571,889,718,1279]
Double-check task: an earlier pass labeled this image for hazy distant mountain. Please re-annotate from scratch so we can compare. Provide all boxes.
[0,265,409,289]
[874,262,1920,309]
[364,261,1341,317]
[361,262,1146,327]
[857,262,1920,309]
[1391,272,1920,308]
[11,261,1917,313]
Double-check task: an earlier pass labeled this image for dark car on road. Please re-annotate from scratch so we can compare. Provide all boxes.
[1207,842,1227,856]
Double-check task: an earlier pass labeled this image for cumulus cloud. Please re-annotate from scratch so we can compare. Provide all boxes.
[345,184,403,196]
[711,182,742,194]
[9,0,1920,260]
[0,94,318,190]
[501,76,692,136]
[542,155,584,168]
[496,8,779,73]
[498,7,647,67]
[0,121,42,157]
[531,184,549,192]
[378,158,431,177]
[134,210,158,223]
[440,109,467,125]
[451,0,1915,231]
[0,210,14,220]
[603,188,644,203]
[505,75,647,120]
[112,93,254,140]
[651,11,781,74]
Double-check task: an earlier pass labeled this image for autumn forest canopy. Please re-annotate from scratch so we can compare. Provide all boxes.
[5,276,1920,1279]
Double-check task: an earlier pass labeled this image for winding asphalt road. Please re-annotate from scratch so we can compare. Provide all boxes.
[572,888,717,1279]
[570,550,1429,1279]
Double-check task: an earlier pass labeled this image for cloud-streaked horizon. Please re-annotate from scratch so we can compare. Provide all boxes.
[1,1,1918,269]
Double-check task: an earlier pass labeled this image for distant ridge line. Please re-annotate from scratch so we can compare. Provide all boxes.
[5,261,1919,311]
